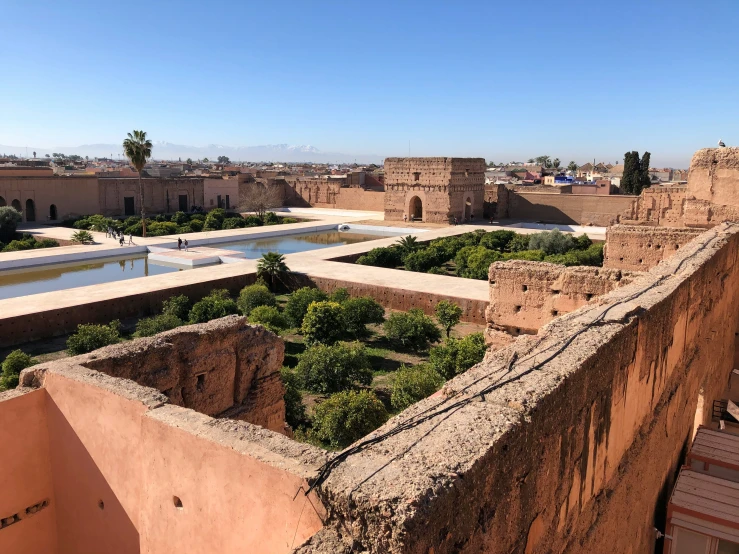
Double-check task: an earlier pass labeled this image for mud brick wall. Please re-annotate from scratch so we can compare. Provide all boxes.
[301,223,739,554]
[604,224,703,271]
[76,316,286,433]
[486,260,638,334]
[508,191,636,226]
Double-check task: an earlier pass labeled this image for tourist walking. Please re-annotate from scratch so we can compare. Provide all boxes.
[184,239,189,252]
[119,235,124,247]
[128,233,134,245]
[177,237,182,251]
[403,213,407,223]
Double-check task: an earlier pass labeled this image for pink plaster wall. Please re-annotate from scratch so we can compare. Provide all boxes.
[0,389,58,554]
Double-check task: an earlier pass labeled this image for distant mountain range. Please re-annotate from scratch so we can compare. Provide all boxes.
[0,142,383,164]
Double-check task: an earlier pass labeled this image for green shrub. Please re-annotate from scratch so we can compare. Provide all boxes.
[301,301,345,345]
[429,333,487,379]
[544,243,603,267]
[453,245,479,274]
[244,215,263,227]
[222,217,246,229]
[125,221,144,236]
[528,229,575,255]
[134,314,183,337]
[502,249,546,261]
[282,217,299,224]
[189,219,204,232]
[342,297,385,337]
[572,233,593,250]
[188,289,238,323]
[70,230,95,244]
[147,221,179,236]
[383,308,441,351]
[460,247,502,280]
[162,294,191,320]
[403,247,446,273]
[171,211,189,225]
[2,239,33,252]
[190,213,206,222]
[36,238,60,248]
[237,284,276,316]
[263,212,279,224]
[311,390,389,449]
[329,288,350,304]
[248,305,289,333]
[507,233,531,252]
[356,246,403,268]
[177,225,193,234]
[428,236,465,261]
[281,367,306,429]
[284,287,328,327]
[435,300,462,338]
[0,350,37,391]
[296,341,373,393]
[0,207,22,243]
[390,363,444,411]
[203,208,226,230]
[427,266,447,275]
[67,322,120,354]
[479,230,516,251]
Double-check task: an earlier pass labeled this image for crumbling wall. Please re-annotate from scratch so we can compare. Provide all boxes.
[620,186,687,226]
[301,223,739,554]
[687,147,739,206]
[76,316,286,433]
[484,183,509,219]
[508,191,635,226]
[485,260,638,335]
[603,224,703,271]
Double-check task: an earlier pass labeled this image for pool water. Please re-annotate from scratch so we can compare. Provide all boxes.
[218,229,402,258]
[0,255,180,300]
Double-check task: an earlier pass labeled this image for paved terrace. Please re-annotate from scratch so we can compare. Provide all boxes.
[0,211,607,346]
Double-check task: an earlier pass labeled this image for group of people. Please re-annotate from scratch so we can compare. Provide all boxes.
[177,237,189,251]
[106,227,134,246]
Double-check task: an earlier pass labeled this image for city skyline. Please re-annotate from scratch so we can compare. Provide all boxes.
[2,0,738,168]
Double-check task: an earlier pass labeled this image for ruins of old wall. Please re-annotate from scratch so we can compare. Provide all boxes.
[603,224,703,271]
[11,364,326,554]
[384,158,486,187]
[334,187,385,212]
[484,183,509,219]
[485,260,638,334]
[384,185,453,223]
[98,178,205,216]
[620,186,687,227]
[0,389,57,554]
[74,317,286,433]
[0,176,100,222]
[302,223,739,554]
[687,147,739,206]
[508,192,636,226]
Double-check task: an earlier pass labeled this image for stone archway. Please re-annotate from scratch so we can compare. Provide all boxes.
[49,204,58,220]
[0,196,5,207]
[25,199,36,222]
[464,197,472,221]
[11,199,21,212]
[409,196,423,222]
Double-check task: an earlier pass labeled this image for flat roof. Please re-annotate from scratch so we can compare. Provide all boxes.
[670,469,739,529]
[691,428,739,469]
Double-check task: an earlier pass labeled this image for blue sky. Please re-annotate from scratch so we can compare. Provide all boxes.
[1,0,738,167]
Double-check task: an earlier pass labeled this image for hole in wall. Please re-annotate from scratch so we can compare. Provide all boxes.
[173,496,183,509]
[551,310,559,316]
[522,285,528,292]
[585,293,593,301]
[98,500,105,510]
[196,373,205,392]
[514,305,522,313]
[551,289,560,295]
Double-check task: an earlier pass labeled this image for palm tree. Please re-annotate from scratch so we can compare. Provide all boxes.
[396,235,419,254]
[257,252,289,291]
[122,130,153,237]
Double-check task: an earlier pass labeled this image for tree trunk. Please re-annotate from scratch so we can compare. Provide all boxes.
[139,172,147,237]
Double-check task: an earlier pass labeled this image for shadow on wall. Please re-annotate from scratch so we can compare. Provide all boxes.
[46,394,140,553]
[508,195,578,225]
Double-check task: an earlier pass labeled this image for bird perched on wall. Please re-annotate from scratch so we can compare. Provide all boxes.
[718,139,726,147]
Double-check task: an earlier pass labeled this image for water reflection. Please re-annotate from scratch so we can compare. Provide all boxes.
[0,255,179,300]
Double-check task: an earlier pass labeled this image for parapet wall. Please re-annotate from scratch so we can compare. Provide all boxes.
[687,147,739,206]
[304,223,739,554]
[1,364,327,554]
[603,225,703,271]
[507,191,636,226]
[74,316,287,433]
[485,260,638,335]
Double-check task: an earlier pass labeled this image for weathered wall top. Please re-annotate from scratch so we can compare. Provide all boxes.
[687,147,739,205]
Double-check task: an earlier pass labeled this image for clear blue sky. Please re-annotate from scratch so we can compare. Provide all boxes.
[1,0,738,167]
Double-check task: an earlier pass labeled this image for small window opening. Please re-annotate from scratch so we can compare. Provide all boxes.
[173,496,183,509]
[196,374,205,392]
[585,293,593,301]
[514,305,522,312]
[522,284,528,292]
[551,289,560,295]
[551,310,559,317]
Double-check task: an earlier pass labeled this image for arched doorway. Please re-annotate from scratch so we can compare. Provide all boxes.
[464,197,472,221]
[11,199,21,212]
[25,199,36,222]
[409,196,423,221]
[0,196,5,207]
[49,204,58,220]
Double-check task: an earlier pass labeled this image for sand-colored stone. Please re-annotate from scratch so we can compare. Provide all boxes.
[603,224,703,271]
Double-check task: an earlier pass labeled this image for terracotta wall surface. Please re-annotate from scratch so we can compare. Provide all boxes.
[0,389,57,554]
[299,223,739,554]
[485,260,638,334]
[604,225,704,271]
[687,147,739,206]
[204,178,238,210]
[0,176,99,222]
[12,364,327,554]
[77,317,287,433]
[620,186,687,227]
[334,187,385,212]
[508,191,636,226]
[98,178,205,216]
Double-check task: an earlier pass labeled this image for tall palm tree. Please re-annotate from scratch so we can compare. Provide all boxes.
[257,252,289,291]
[122,130,153,237]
